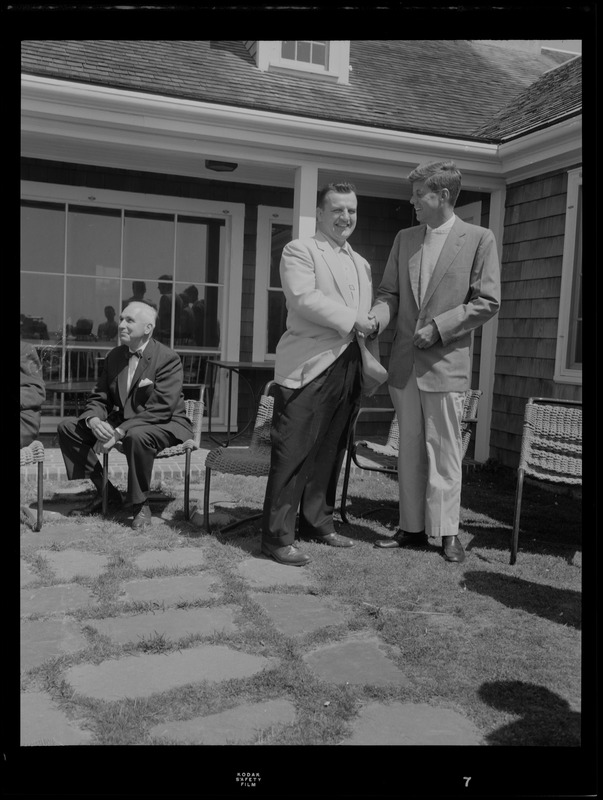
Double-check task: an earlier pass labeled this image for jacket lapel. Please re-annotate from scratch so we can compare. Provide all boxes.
[116,346,130,405]
[408,226,425,308]
[421,220,466,308]
[315,235,355,306]
[349,247,372,313]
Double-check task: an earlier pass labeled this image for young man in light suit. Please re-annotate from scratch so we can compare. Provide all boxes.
[371,160,500,563]
[261,182,387,566]
[58,301,192,530]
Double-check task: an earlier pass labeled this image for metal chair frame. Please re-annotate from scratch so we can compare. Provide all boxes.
[510,397,582,565]
[101,396,204,520]
[339,389,482,524]
[20,440,45,531]
[203,380,275,532]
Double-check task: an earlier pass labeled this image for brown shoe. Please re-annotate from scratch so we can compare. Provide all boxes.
[374,529,428,549]
[442,535,465,563]
[300,532,354,548]
[261,541,310,566]
[132,503,152,530]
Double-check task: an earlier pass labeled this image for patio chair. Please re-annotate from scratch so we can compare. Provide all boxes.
[339,389,482,524]
[20,440,45,531]
[202,380,275,532]
[101,396,204,520]
[510,397,582,565]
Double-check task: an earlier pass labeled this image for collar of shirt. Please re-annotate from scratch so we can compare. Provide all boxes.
[128,341,150,357]
[427,213,456,235]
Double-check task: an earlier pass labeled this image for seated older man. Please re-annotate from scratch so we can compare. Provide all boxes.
[58,301,192,529]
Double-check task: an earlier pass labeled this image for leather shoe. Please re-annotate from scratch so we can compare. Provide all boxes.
[300,532,354,548]
[442,535,465,563]
[132,503,152,530]
[261,541,310,566]
[70,491,123,517]
[374,529,428,549]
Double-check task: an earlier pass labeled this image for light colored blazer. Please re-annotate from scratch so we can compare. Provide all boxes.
[372,217,500,392]
[275,232,387,392]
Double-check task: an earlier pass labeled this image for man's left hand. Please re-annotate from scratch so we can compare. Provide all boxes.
[413,322,440,349]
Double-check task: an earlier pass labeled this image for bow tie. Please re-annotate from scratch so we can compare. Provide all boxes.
[128,350,143,359]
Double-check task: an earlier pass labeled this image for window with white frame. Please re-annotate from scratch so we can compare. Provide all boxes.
[281,40,328,67]
[20,182,244,425]
[253,207,293,361]
[554,167,582,384]
[251,41,350,84]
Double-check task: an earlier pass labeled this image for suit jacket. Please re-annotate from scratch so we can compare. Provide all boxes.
[275,232,387,393]
[372,217,500,392]
[80,338,192,442]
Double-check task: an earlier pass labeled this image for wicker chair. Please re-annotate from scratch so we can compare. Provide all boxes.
[101,397,204,520]
[203,380,275,532]
[340,389,482,523]
[20,440,45,531]
[510,397,582,565]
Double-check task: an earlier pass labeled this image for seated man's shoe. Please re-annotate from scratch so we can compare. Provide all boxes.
[302,532,354,547]
[261,541,311,566]
[70,489,123,517]
[374,529,428,549]
[442,535,465,563]
[131,503,152,530]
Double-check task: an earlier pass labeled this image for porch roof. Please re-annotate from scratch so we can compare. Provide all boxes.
[21,40,573,143]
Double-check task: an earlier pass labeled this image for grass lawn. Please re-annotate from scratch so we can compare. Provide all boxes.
[20,460,582,748]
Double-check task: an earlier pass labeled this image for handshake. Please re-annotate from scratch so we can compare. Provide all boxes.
[354,311,378,338]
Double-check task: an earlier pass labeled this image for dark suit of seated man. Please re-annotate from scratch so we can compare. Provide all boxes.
[58,301,192,529]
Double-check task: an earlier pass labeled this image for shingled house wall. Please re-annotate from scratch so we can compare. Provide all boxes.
[490,166,582,468]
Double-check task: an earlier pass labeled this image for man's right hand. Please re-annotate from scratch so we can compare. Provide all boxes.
[88,416,116,443]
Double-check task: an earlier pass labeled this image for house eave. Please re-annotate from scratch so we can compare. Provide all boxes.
[498,115,582,182]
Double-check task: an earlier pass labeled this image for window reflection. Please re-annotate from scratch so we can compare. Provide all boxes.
[67,206,121,277]
[21,201,65,274]
[123,211,175,279]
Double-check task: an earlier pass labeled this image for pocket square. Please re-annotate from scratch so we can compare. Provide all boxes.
[138,378,154,387]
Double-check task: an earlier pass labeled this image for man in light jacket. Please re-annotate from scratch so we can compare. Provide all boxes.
[261,182,387,566]
[371,160,500,563]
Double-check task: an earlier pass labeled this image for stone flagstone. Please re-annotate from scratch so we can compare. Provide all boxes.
[38,549,110,581]
[21,619,89,671]
[149,699,297,744]
[303,633,411,687]
[118,573,221,605]
[134,547,206,571]
[251,592,349,637]
[88,605,237,644]
[65,645,275,700]
[21,691,94,746]
[236,557,314,588]
[21,584,96,616]
[339,701,483,745]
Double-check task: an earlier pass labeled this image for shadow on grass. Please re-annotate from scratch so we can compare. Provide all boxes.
[478,680,581,746]
[464,571,581,630]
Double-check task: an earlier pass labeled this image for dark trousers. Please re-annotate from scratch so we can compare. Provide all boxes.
[57,418,179,505]
[262,341,362,547]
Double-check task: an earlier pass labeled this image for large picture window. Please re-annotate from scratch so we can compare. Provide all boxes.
[554,168,582,384]
[21,187,229,421]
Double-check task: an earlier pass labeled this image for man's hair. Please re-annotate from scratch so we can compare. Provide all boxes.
[124,300,157,328]
[317,182,357,208]
[407,160,462,206]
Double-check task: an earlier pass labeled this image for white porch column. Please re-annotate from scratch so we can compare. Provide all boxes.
[475,185,505,462]
[293,165,318,239]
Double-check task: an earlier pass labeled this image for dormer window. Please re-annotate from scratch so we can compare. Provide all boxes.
[281,40,328,68]
[246,41,350,84]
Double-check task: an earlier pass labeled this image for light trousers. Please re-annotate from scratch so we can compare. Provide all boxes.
[389,369,465,538]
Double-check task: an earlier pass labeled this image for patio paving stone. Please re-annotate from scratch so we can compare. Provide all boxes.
[21,584,96,616]
[134,547,206,571]
[117,573,222,605]
[339,701,483,745]
[148,699,296,744]
[65,645,275,700]
[21,618,89,671]
[303,633,411,687]
[87,605,238,644]
[236,557,315,588]
[20,691,94,746]
[250,592,349,637]
[38,549,110,581]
